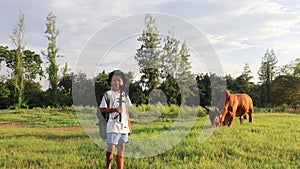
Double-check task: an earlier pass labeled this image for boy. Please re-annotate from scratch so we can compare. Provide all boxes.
[99,70,132,169]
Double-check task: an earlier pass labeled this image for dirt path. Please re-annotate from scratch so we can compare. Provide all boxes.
[0,121,23,127]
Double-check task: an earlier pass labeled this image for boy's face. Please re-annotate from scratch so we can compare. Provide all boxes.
[111,75,124,91]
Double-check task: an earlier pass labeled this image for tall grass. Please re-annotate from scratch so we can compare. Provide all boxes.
[0,107,299,168]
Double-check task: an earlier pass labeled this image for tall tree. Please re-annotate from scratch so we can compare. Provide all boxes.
[177,42,195,104]
[42,12,60,106]
[258,49,278,106]
[161,32,180,79]
[160,32,181,104]
[1,12,43,109]
[10,12,26,108]
[135,14,162,96]
[234,63,253,94]
[160,32,194,105]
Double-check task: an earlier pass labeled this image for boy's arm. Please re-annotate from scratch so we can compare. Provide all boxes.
[99,107,122,113]
[99,92,122,113]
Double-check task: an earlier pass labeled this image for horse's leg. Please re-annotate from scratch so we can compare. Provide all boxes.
[228,112,235,127]
[239,116,243,124]
[249,109,253,123]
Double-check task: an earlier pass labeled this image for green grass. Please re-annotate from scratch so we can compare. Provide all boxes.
[0,108,299,168]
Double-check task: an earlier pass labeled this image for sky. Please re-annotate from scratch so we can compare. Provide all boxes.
[1,0,300,85]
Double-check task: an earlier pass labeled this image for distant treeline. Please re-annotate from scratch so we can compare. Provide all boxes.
[0,13,299,109]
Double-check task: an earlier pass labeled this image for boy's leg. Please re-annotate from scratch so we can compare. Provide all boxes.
[116,143,125,169]
[106,144,115,169]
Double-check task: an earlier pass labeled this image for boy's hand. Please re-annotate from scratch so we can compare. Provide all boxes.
[116,107,122,113]
[129,128,132,136]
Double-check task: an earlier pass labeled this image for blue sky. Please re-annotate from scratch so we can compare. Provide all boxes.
[1,0,300,84]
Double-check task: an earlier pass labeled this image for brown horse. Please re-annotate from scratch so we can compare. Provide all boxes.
[204,106,232,127]
[219,90,254,127]
[204,106,221,127]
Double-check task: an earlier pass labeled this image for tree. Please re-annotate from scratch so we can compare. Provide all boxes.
[129,81,147,105]
[160,31,195,105]
[57,63,73,106]
[293,58,300,77]
[196,73,211,106]
[225,74,235,92]
[0,46,43,109]
[161,32,180,79]
[24,81,43,108]
[258,49,278,107]
[160,74,180,105]
[270,75,300,108]
[176,42,195,105]
[42,12,60,106]
[1,12,43,109]
[10,12,26,108]
[22,50,43,81]
[94,71,110,104]
[279,60,294,76]
[160,32,181,104]
[135,14,162,96]
[234,63,253,94]
[0,78,11,109]
[59,63,72,93]
[279,58,300,77]
[72,72,95,106]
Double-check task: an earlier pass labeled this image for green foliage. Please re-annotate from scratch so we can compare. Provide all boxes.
[22,50,43,80]
[197,106,207,116]
[160,74,180,105]
[196,73,212,106]
[72,72,97,106]
[24,81,43,108]
[0,81,10,108]
[232,63,254,94]
[94,71,110,104]
[129,81,148,105]
[294,58,300,76]
[281,58,300,77]
[270,75,300,107]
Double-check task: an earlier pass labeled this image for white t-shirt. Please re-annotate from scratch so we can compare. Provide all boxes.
[99,90,132,134]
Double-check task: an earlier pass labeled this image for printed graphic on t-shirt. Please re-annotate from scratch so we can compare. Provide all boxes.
[99,90,132,134]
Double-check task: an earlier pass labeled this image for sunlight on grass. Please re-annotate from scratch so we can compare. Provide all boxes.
[0,108,299,168]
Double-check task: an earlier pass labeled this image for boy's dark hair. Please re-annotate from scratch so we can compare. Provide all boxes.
[107,70,126,86]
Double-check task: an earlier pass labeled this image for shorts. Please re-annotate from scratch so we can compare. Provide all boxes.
[107,133,128,145]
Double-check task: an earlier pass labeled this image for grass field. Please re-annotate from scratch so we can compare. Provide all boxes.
[0,108,299,169]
